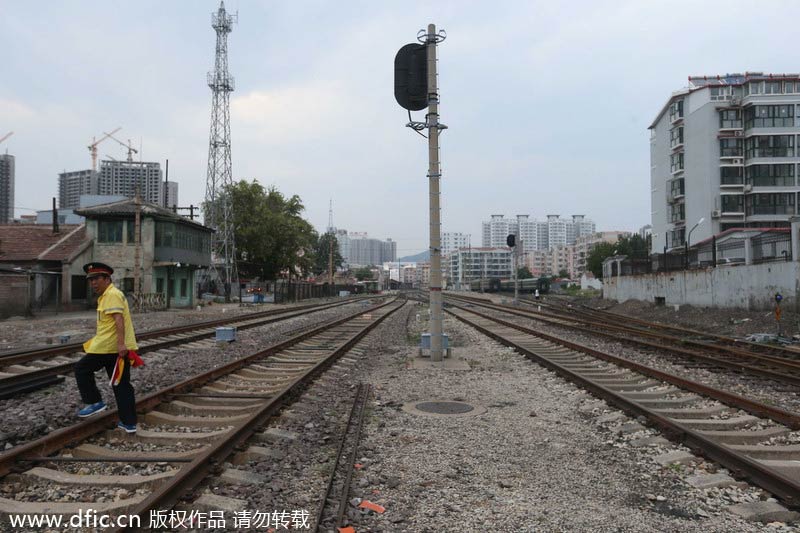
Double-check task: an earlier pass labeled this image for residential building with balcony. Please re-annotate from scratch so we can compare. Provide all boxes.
[650,72,800,253]
[448,247,512,289]
[481,214,595,251]
[442,232,471,256]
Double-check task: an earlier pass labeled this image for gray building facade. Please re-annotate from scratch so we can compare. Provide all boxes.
[650,72,800,252]
[59,169,97,209]
[0,154,13,224]
[99,160,162,205]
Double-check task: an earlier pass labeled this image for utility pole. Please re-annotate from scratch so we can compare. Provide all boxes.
[328,199,334,297]
[425,23,447,361]
[394,23,447,360]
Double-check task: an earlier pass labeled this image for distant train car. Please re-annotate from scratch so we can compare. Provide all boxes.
[493,277,551,294]
[468,278,501,292]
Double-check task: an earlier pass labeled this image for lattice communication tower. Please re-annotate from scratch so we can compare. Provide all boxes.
[204,1,238,301]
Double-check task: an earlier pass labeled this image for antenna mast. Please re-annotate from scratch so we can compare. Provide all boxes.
[203,1,239,301]
[328,199,334,294]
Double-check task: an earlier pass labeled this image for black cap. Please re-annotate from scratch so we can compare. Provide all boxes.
[83,262,114,278]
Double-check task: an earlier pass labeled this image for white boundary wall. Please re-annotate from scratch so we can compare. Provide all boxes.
[603,262,798,310]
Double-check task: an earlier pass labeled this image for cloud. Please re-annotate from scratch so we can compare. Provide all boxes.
[231,81,349,144]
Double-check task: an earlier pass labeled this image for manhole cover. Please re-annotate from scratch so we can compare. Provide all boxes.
[416,401,474,414]
[402,400,487,418]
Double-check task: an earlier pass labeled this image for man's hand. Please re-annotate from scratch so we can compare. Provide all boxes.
[117,344,128,359]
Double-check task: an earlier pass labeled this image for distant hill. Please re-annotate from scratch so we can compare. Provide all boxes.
[398,250,430,263]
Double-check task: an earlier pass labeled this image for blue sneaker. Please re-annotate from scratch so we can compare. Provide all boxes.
[77,401,107,418]
[117,422,137,434]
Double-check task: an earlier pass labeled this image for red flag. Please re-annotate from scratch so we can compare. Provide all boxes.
[109,351,144,387]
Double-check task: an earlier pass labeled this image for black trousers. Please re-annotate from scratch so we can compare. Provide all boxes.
[74,353,137,425]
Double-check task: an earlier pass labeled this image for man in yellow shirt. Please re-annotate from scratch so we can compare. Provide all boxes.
[75,262,139,433]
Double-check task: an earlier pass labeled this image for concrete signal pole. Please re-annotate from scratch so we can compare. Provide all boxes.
[426,23,446,361]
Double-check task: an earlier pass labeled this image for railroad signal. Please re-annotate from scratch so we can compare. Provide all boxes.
[394,43,428,111]
[776,293,783,303]
[506,234,516,248]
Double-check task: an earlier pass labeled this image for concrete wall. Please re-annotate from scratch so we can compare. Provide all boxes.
[0,273,29,318]
[604,262,797,310]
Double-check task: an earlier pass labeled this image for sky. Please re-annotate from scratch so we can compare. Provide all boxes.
[4,1,800,257]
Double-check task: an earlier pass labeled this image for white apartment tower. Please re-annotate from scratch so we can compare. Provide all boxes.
[650,72,800,253]
[442,232,471,255]
[482,214,596,251]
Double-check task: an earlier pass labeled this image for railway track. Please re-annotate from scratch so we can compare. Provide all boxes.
[0,297,403,530]
[445,293,800,387]
[0,297,375,400]
[445,303,800,507]
[527,296,800,359]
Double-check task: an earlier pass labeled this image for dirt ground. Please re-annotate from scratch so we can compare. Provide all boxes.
[572,295,796,340]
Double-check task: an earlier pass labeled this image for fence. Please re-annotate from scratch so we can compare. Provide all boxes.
[650,230,792,273]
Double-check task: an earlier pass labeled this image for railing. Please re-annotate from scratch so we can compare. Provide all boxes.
[132,293,167,312]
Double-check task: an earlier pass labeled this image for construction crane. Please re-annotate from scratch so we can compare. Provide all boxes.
[0,131,13,145]
[104,131,138,162]
[88,127,121,172]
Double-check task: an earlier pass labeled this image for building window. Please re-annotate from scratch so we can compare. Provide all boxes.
[98,220,123,243]
[746,193,795,215]
[668,228,685,248]
[669,127,684,148]
[669,203,685,224]
[670,152,684,173]
[720,109,742,128]
[669,178,685,197]
[765,81,783,94]
[719,138,742,157]
[721,195,744,213]
[720,166,743,185]
[669,100,684,122]
[156,278,164,293]
[745,164,795,187]
[745,135,794,158]
[155,222,174,247]
[710,86,732,101]
[747,81,763,95]
[180,279,188,298]
[744,105,794,128]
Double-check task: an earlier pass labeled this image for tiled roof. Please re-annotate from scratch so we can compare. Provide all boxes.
[75,198,211,232]
[0,224,88,262]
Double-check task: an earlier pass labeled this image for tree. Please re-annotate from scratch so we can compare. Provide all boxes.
[214,180,317,281]
[558,269,569,278]
[312,233,344,278]
[586,241,617,279]
[517,266,533,280]
[354,266,374,281]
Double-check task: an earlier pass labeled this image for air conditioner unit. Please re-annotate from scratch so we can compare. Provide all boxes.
[744,184,753,192]
[732,159,743,165]
[734,130,743,137]
[711,209,721,218]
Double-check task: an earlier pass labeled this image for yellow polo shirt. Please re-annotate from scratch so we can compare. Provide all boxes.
[83,284,139,353]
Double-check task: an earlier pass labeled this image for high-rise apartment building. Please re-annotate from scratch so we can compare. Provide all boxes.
[650,72,800,253]
[481,214,595,251]
[0,154,14,223]
[98,160,163,206]
[442,232,471,256]
[59,161,165,209]
[448,247,512,289]
[336,230,396,267]
[59,170,97,209]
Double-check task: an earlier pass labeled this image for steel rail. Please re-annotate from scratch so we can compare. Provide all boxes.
[313,383,371,532]
[0,298,398,478]
[114,302,403,532]
[526,296,800,359]
[447,306,800,506]
[0,296,376,366]
[445,294,800,386]
[0,298,375,399]
[445,301,800,428]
